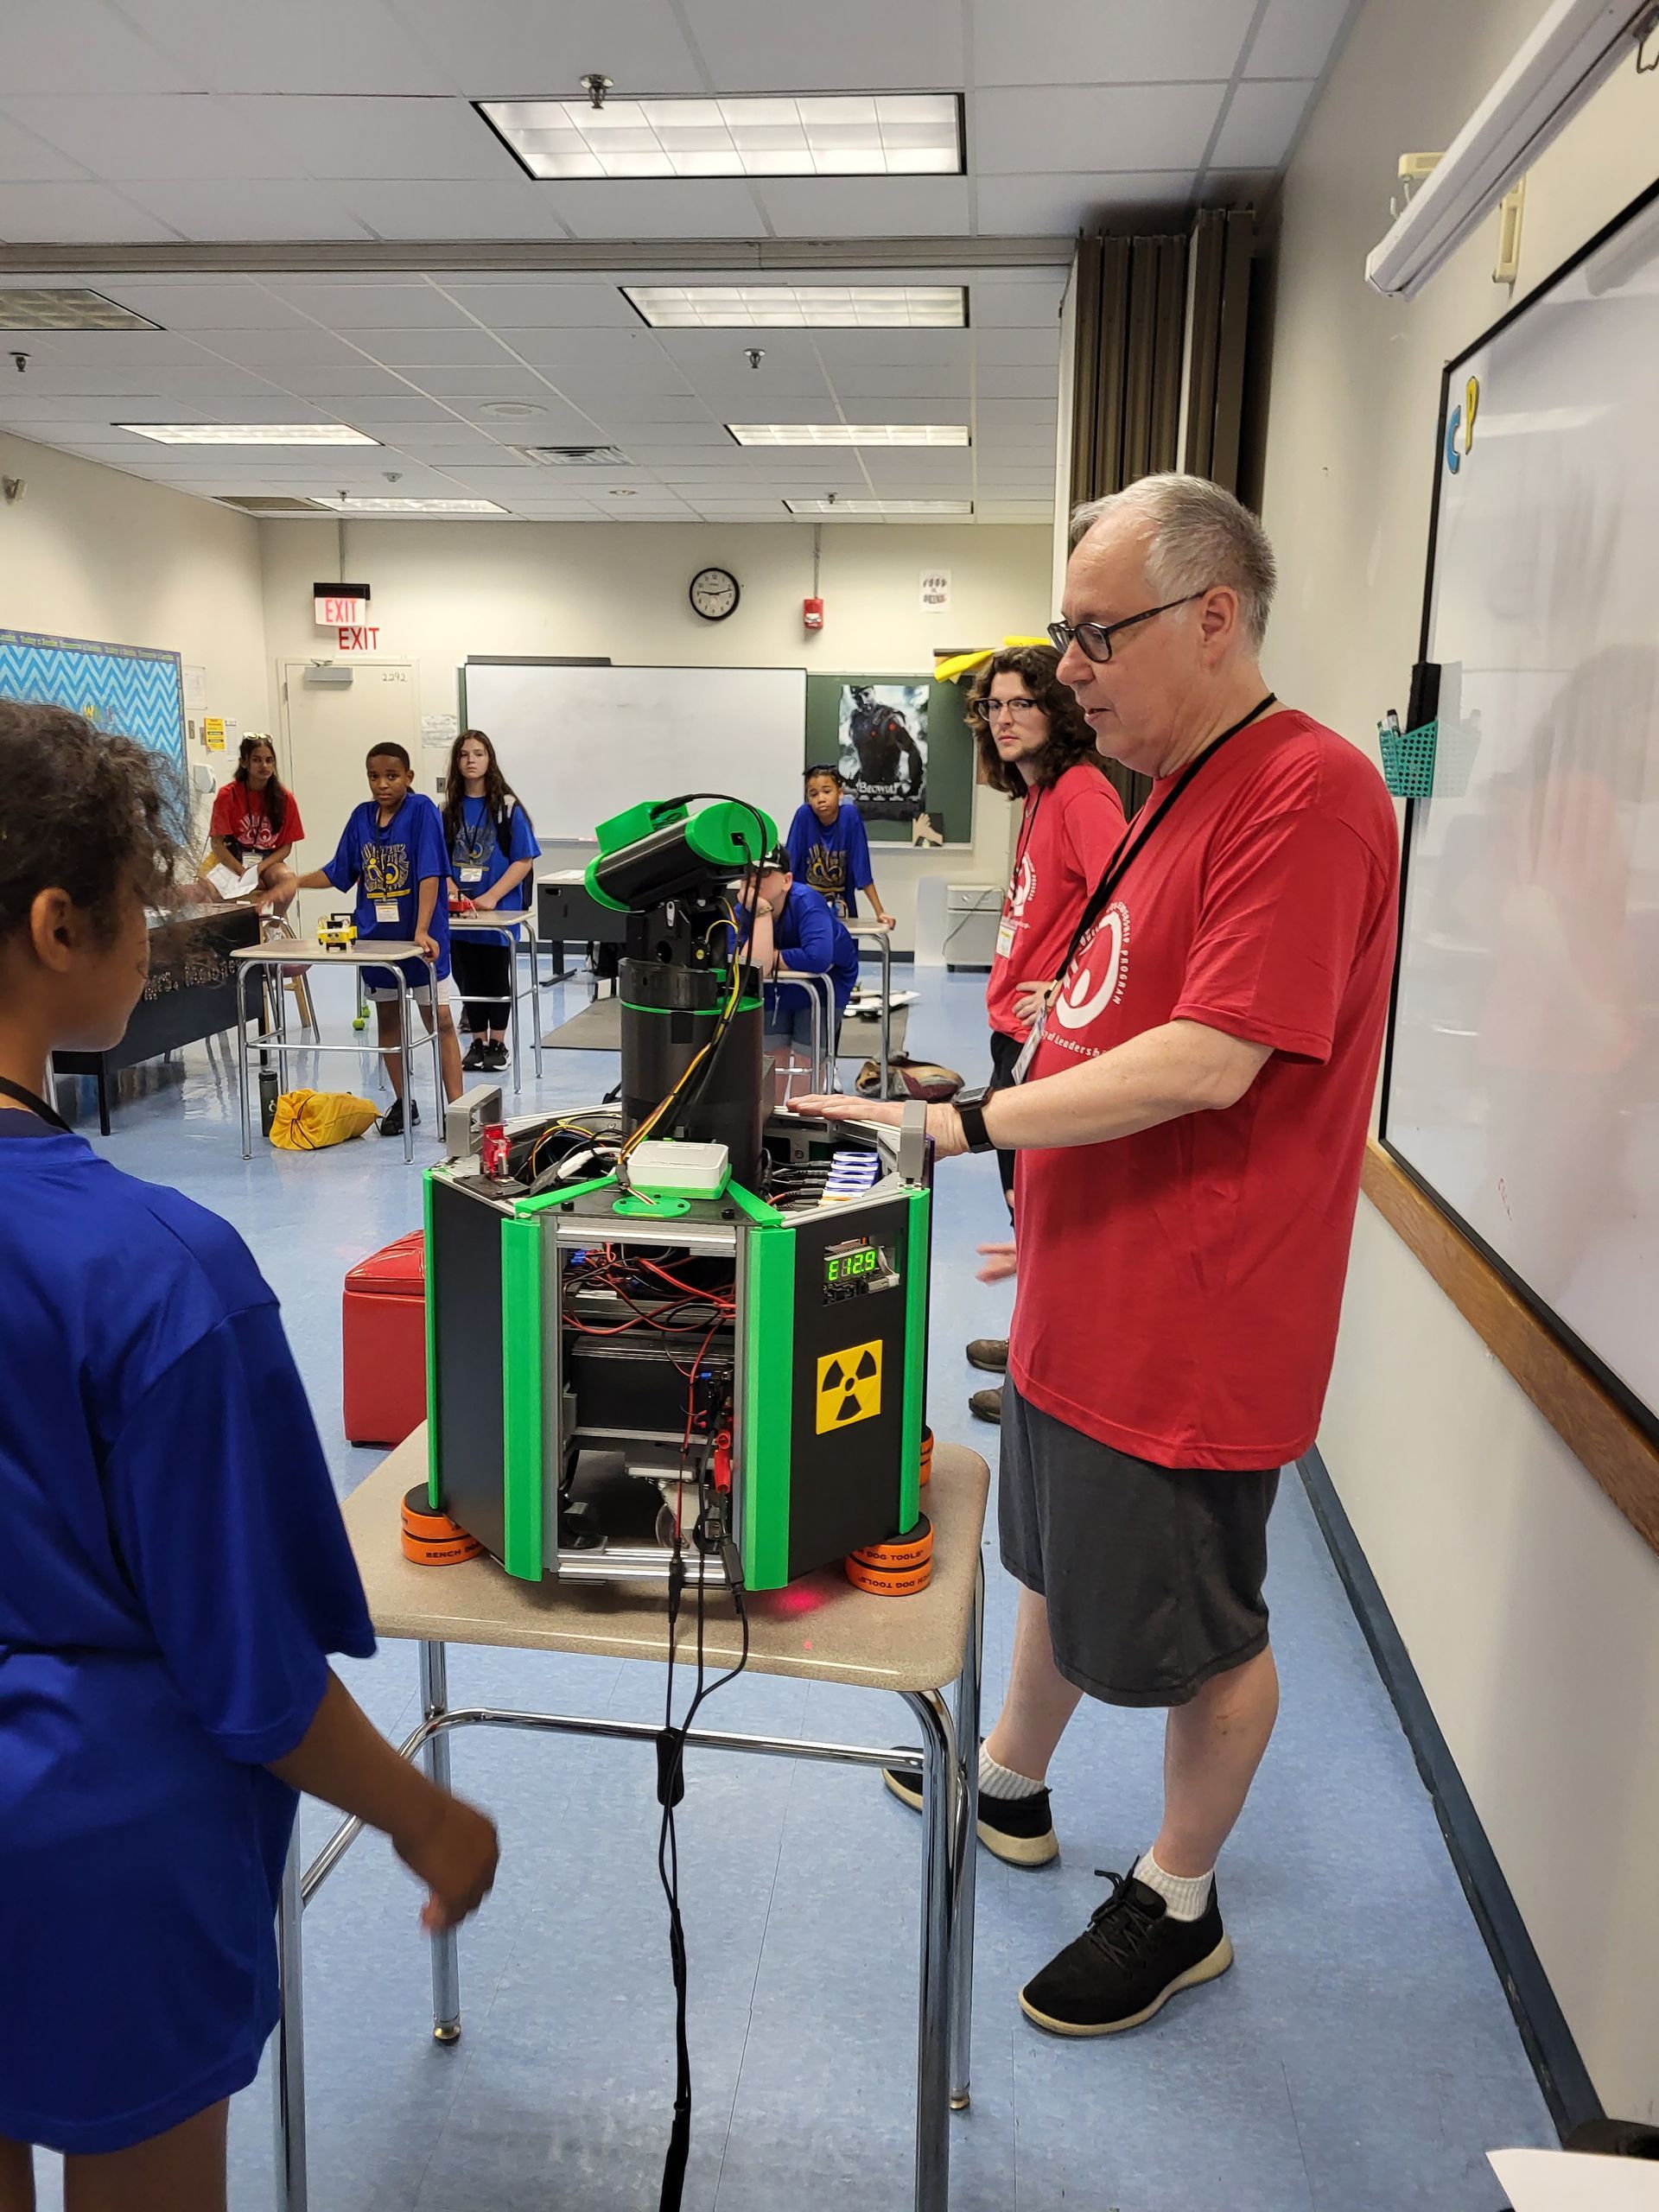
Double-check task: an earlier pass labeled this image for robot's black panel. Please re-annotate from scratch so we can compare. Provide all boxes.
[431,1177,509,1562]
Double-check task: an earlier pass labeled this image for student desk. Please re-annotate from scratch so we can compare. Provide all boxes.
[446,910,546,1095]
[231,940,443,1164]
[273,1427,988,2212]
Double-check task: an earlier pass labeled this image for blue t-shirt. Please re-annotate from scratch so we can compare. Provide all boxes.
[0,1113,374,2152]
[448,794,541,947]
[325,790,451,963]
[785,800,873,913]
[736,882,860,1016]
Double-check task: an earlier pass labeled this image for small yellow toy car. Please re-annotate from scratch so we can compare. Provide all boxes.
[317,913,358,950]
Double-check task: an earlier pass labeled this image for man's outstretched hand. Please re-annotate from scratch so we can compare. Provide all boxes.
[787,1093,968,1159]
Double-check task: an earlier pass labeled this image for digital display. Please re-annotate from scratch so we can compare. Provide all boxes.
[826,1243,880,1286]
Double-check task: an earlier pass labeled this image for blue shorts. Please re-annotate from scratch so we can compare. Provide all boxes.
[362,954,450,1002]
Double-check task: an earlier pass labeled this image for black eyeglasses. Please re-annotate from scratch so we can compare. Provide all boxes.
[1047,592,1204,664]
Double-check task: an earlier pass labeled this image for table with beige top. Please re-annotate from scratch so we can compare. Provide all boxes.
[274,1427,988,2212]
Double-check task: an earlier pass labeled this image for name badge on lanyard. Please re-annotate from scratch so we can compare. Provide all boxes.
[374,900,400,925]
[458,867,485,886]
[995,917,1016,962]
[1010,1005,1046,1085]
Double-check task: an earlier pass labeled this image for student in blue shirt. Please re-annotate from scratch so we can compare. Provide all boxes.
[0,701,499,2205]
[738,845,861,1063]
[785,765,896,928]
[442,728,541,1075]
[296,742,462,1137]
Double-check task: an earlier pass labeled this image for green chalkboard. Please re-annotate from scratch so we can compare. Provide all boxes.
[803,672,976,847]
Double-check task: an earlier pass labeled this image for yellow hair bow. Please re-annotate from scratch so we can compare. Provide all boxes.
[933,635,1051,684]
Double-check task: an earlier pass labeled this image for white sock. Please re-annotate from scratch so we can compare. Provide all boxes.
[1135,1849,1213,1921]
[979,1748,1044,1801]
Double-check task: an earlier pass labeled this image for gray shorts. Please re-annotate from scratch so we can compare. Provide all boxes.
[999,1380,1280,1707]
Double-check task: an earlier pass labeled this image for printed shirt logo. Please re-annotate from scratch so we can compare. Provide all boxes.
[804,839,846,894]
[1053,904,1128,1032]
[362,840,412,901]
[1005,853,1036,921]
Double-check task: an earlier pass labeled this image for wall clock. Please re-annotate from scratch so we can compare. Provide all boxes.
[689,566,741,621]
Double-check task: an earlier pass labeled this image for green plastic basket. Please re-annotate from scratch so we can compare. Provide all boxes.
[1378,719,1439,798]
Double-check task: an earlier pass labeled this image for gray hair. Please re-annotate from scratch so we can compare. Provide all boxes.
[1070,473,1276,650]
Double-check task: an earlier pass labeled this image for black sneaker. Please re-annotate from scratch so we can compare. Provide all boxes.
[969,1385,1002,1424]
[461,1039,491,1073]
[486,1040,510,1072]
[379,1096,420,1138]
[1019,1866,1232,2037]
[966,1338,1008,1373]
[883,1761,1058,1868]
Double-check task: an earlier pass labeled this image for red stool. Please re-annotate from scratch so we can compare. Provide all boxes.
[342,1230,428,1447]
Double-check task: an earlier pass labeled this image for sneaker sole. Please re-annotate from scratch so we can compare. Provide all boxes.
[882,1770,1059,1869]
[965,1351,1008,1374]
[1018,1934,1234,2038]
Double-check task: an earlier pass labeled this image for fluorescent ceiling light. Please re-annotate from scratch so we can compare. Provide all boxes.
[114,422,379,446]
[784,498,972,514]
[1365,0,1656,300]
[480,93,962,180]
[317,497,508,514]
[0,287,161,332]
[625,283,966,328]
[728,423,969,447]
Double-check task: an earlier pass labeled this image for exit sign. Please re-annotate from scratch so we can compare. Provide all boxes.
[314,581,372,627]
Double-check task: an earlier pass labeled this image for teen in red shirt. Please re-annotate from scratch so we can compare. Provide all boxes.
[207,735,303,917]
[796,475,1399,2050]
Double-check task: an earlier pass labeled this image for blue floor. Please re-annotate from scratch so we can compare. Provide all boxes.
[35,963,1551,2210]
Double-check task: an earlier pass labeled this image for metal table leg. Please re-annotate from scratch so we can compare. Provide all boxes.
[528,931,544,1080]
[901,1688,957,2212]
[236,965,255,1159]
[391,971,414,1164]
[506,936,522,1099]
[272,1829,308,2212]
[419,1640,462,2042]
[950,1559,984,2110]
[426,969,444,1135]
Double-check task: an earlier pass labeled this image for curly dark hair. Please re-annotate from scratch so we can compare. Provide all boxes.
[966,645,1103,798]
[232,732,287,844]
[0,700,187,943]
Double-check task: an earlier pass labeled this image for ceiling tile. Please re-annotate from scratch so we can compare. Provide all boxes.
[260,282,468,327]
[0,181,180,242]
[401,366,569,401]
[678,0,964,92]
[21,328,223,366]
[435,283,639,328]
[83,279,314,331]
[828,367,971,400]
[974,397,1059,425]
[340,179,580,239]
[379,0,706,96]
[970,0,1253,88]
[3,94,304,180]
[118,179,374,240]
[495,325,661,368]
[753,178,971,239]
[255,365,426,399]
[975,84,1222,173]
[807,330,973,372]
[1206,79,1317,168]
[197,327,374,369]
[353,327,517,366]
[0,3,197,95]
[129,0,454,94]
[975,364,1062,400]
[593,396,721,424]
[533,180,765,240]
[0,112,92,181]
[218,94,508,180]
[969,328,1063,365]
[1246,0,1357,79]
[976,171,1196,234]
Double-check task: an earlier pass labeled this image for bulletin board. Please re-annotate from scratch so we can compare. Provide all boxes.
[803,672,976,847]
[0,628,186,768]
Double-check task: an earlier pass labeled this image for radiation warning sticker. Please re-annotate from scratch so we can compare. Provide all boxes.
[817,1341,883,1433]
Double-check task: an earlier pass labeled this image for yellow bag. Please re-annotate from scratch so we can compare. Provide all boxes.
[268,1088,381,1151]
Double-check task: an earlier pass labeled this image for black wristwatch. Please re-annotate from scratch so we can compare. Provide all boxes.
[953,1085,997,1154]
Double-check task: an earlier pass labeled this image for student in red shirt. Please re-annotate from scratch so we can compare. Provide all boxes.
[795,474,1398,2044]
[964,645,1125,1419]
[207,736,304,917]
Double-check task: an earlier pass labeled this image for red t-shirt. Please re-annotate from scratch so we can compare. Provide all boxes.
[985,764,1127,1039]
[210,781,303,855]
[1009,709,1400,1471]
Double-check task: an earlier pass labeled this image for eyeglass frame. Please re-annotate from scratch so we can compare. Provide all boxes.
[1046,591,1205,665]
[982,694,1042,720]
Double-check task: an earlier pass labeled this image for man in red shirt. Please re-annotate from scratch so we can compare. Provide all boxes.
[967,645,1125,1421]
[796,473,1398,2039]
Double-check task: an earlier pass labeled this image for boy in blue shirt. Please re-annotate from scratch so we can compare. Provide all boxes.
[296,742,462,1136]
[738,845,861,1065]
[0,701,497,2201]
[785,765,895,928]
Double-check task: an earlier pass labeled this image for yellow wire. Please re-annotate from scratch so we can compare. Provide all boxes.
[620,925,745,1163]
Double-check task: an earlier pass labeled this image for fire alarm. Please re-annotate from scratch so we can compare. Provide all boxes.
[803,596,824,632]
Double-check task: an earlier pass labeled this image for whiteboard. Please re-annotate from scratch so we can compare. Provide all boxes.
[459,661,806,847]
[1382,184,1659,1428]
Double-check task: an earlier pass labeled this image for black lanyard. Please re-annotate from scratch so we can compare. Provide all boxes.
[1011,786,1044,882]
[0,1075,72,1132]
[1052,695,1277,988]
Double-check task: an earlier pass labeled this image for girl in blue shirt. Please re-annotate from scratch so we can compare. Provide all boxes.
[785,765,895,928]
[442,728,542,1074]
[0,702,498,2207]
[737,847,861,1064]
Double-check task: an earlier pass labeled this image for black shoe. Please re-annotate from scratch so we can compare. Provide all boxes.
[486,1040,510,1071]
[461,1040,491,1073]
[883,1760,1058,1868]
[966,1337,1008,1373]
[969,1385,1002,1424]
[1020,1866,1232,2037]
[379,1096,420,1138]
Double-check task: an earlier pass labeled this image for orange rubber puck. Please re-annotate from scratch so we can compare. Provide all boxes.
[918,1425,934,1486]
[401,1484,485,1567]
[846,1513,933,1595]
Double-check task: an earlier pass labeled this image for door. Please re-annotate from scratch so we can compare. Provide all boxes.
[278,662,423,934]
